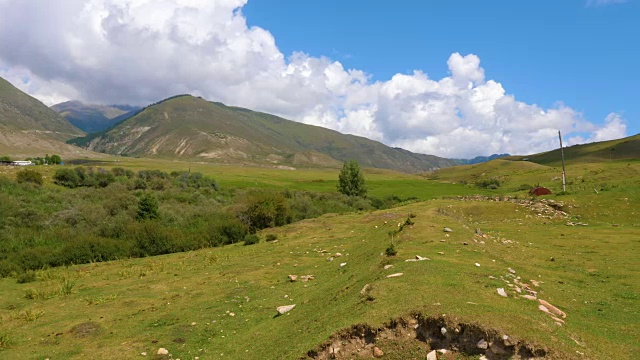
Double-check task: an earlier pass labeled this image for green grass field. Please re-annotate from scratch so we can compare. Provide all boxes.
[0,157,638,359]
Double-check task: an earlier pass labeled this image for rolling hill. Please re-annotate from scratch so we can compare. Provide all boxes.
[0,77,91,157]
[70,95,458,173]
[51,101,140,133]
[507,134,640,165]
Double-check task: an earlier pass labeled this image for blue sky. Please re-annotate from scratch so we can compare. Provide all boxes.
[0,0,636,157]
[244,0,639,136]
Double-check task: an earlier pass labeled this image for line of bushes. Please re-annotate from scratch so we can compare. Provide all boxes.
[0,170,417,278]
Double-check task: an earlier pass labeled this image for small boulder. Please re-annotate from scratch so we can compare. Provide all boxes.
[339,262,347,268]
[288,275,298,282]
[443,227,453,232]
[386,273,404,278]
[277,304,296,315]
[360,284,371,296]
[383,264,394,270]
[157,348,169,355]
[477,339,488,349]
[300,275,315,282]
[497,288,508,297]
[427,350,437,360]
[373,346,384,357]
[538,299,566,318]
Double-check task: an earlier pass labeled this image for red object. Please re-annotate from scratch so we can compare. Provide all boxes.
[529,187,552,196]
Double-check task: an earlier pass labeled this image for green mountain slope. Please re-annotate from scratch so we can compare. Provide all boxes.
[51,101,140,133]
[71,95,457,172]
[0,77,84,141]
[508,134,640,165]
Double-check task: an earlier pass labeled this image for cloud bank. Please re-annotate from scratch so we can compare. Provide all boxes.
[0,0,627,158]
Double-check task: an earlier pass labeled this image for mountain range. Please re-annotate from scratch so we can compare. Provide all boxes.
[68,95,458,172]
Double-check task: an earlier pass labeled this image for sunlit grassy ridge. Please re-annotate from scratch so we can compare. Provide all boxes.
[0,157,638,359]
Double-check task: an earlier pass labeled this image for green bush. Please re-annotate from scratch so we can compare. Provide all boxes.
[385,243,397,256]
[206,213,248,247]
[130,221,176,257]
[137,193,159,220]
[243,234,260,246]
[476,178,501,189]
[237,190,291,233]
[16,169,43,186]
[265,234,278,242]
[16,270,37,284]
[53,168,81,188]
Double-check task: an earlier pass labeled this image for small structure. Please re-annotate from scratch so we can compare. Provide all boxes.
[11,160,33,166]
[529,187,552,196]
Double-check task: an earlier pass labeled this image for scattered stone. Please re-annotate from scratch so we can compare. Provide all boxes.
[477,339,488,349]
[386,273,404,278]
[427,350,438,360]
[462,242,469,245]
[521,295,537,301]
[229,312,235,317]
[440,327,447,335]
[141,352,147,356]
[551,316,565,324]
[339,262,347,268]
[190,322,196,326]
[508,268,516,274]
[538,299,566,318]
[475,263,481,267]
[437,349,449,354]
[300,275,315,282]
[373,346,384,357]
[550,257,555,262]
[502,335,516,347]
[335,253,342,257]
[288,275,298,282]
[383,264,393,270]
[437,252,445,255]
[360,284,371,296]
[157,348,169,355]
[440,239,446,242]
[277,304,296,315]
[497,288,508,297]
[530,280,541,287]
[539,304,551,315]
[443,227,453,232]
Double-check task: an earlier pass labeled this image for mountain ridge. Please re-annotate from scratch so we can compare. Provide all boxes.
[69,95,458,173]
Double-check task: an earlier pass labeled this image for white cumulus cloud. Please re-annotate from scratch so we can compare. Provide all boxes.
[0,0,628,158]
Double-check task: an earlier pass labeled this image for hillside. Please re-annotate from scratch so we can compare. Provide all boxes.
[0,77,92,157]
[69,95,457,173]
[508,134,640,165]
[51,101,140,133]
[0,77,84,141]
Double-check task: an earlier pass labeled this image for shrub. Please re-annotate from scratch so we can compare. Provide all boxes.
[385,243,397,256]
[476,178,501,189]
[236,191,291,233]
[130,221,176,257]
[243,234,260,246]
[49,154,62,165]
[516,184,533,191]
[206,213,248,247]
[53,168,81,188]
[137,193,159,221]
[265,234,278,242]
[16,169,43,186]
[16,270,37,284]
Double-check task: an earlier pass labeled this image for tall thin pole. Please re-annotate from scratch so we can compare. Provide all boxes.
[558,130,566,192]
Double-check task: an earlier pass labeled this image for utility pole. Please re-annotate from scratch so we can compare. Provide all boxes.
[558,130,566,192]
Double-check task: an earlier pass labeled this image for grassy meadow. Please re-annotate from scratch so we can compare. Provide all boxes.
[0,157,638,359]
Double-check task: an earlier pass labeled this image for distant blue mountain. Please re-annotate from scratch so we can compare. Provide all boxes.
[453,153,510,165]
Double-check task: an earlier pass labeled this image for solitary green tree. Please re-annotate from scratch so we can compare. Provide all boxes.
[337,160,367,197]
[50,154,62,165]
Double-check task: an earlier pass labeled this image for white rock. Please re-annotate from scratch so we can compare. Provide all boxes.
[339,262,347,268]
[477,339,488,349]
[508,267,516,274]
[427,350,437,360]
[277,304,296,314]
[157,348,169,355]
[383,265,393,270]
[440,327,447,335]
[335,253,342,257]
[497,288,508,297]
[521,295,537,301]
[475,263,480,267]
[416,255,430,261]
[443,227,453,232]
[141,352,147,356]
[288,275,298,282]
[437,349,449,354]
[386,273,404,278]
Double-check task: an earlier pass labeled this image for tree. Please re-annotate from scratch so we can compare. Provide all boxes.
[137,192,159,221]
[16,169,43,186]
[50,155,62,165]
[337,160,367,197]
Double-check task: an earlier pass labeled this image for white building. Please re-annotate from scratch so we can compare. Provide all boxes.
[11,161,33,166]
